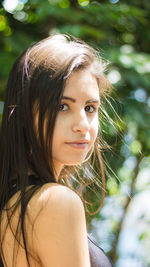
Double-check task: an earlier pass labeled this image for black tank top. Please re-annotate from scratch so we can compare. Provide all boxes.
[5,175,113,267]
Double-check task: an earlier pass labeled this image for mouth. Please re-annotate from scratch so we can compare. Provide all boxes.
[65,140,89,149]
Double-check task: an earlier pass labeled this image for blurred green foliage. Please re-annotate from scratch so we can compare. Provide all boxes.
[0,0,150,266]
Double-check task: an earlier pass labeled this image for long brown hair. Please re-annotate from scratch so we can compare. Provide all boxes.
[0,33,111,267]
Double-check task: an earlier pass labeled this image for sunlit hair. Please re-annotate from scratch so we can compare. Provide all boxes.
[0,33,111,267]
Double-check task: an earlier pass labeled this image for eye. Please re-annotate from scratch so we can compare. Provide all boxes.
[85,105,97,113]
[58,103,69,112]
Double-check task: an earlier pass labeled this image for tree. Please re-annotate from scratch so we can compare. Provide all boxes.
[0,0,150,265]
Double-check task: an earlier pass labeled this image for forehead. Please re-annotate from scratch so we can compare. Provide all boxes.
[63,69,100,99]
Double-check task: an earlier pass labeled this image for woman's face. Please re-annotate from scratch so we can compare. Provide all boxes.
[52,68,100,176]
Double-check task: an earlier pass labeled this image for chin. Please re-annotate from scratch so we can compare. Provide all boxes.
[63,158,87,166]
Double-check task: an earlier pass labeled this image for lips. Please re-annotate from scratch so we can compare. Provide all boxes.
[65,140,89,149]
[65,140,89,144]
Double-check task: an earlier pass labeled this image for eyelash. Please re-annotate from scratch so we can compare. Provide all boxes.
[58,103,97,113]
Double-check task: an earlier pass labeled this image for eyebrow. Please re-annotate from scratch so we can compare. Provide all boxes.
[61,96,100,104]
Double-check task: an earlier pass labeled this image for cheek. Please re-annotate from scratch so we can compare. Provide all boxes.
[52,114,68,144]
[54,114,65,132]
[90,116,99,141]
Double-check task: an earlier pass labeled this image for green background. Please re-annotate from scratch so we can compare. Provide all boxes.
[0,0,150,266]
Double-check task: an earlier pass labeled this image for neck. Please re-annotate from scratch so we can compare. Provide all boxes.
[53,161,64,182]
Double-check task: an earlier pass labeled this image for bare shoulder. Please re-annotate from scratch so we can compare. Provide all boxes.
[27,182,85,229]
[34,182,82,207]
[32,183,90,267]
[34,182,85,221]
[26,182,84,222]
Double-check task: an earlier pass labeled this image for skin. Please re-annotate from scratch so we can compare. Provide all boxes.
[52,68,100,179]
[1,68,100,267]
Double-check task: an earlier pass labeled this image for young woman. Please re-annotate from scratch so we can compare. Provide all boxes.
[0,34,113,267]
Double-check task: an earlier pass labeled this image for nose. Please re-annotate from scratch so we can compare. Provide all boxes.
[72,109,90,133]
